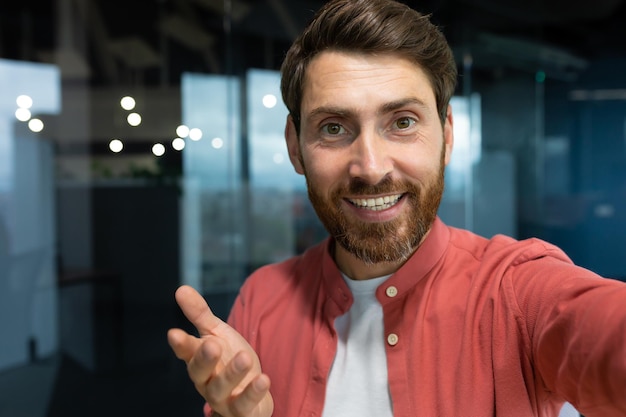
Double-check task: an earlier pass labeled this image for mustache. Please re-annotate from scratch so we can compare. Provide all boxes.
[346,177,406,195]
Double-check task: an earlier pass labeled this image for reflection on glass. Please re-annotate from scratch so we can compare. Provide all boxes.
[181,72,243,292]
[0,58,60,372]
[247,69,326,265]
[439,94,482,231]
[247,69,303,190]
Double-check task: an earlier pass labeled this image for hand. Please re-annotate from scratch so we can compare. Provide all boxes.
[167,285,274,417]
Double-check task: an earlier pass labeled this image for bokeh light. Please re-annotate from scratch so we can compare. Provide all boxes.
[16,94,33,109]
[109,139,124,153]
[211,137,224,149]
[28,118,44,132]
[15,108,31,122]
[152,143,165,156]
[120,96,136,110]
[262,94,277,109]
[273,153,284,164]
[172,137,185,151]
[127,112,142,126]
[176,125,190,138]
[189,127,203,141]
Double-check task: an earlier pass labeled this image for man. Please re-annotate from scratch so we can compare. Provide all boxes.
[167,0,626,416]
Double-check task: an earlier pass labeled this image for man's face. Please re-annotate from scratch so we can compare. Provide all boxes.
[285,51,454,274]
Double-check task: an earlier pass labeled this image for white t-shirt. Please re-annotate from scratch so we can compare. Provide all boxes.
[321,274,394,417]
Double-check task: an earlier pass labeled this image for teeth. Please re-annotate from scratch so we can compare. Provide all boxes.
[349,194,402,211]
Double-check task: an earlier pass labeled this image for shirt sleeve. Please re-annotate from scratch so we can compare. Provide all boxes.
[510,254,626,416]
[226,289,247,334]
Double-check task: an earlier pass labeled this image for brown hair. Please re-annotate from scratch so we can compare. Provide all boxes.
[280,0,457,134]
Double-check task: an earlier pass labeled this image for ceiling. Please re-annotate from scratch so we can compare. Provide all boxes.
[2,0,626,87]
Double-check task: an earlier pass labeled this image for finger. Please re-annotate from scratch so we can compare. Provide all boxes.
[205,351,253,404]
[167,328,201,363]
[228,374,272,417]
[174,285,225,336]
[187,336,223,388]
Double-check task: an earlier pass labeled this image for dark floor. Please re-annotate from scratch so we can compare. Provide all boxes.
[0,279,240,417]
[0,290,220,417]
[0,351,205,417]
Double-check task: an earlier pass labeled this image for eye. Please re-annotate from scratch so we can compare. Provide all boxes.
[394,117,416,130]
[322,122,346,135]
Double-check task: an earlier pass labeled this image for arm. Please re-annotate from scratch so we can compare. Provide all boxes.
[513,258,626,416]
[167,285,274,417]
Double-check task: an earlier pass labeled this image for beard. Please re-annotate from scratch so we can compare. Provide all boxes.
[303,147,445,265]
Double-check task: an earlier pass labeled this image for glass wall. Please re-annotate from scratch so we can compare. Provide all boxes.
[0,59,60,370]
[0,0,625,415]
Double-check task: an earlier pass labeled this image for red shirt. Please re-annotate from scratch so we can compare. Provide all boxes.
[213,217,626,417]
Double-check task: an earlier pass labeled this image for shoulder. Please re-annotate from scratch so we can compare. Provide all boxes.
[238,238,330,301]
[228,238,332,339]
[446,224,574,269]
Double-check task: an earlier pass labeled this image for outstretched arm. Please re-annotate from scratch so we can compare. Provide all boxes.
[167,285,274,417]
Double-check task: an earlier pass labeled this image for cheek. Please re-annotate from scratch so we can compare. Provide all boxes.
[394,156,436,182]
[305,161,338,192]
[302,149,345,183]
[395,142,446,178]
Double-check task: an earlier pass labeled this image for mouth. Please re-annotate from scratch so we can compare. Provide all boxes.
[347,194,403,211]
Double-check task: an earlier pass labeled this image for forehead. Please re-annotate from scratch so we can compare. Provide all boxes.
[301,50,437,111]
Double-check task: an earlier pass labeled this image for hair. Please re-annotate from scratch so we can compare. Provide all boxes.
[280,0,458,134]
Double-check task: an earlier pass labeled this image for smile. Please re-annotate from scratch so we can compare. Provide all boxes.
[348,194,403,211]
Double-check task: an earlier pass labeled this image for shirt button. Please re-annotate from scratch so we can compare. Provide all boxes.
[385,286,398,298]
[387,333,399,346]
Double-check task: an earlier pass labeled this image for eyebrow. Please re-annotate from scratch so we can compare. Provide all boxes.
[307,97,431,120]
[380,97,430,114]
[308,105,353,120]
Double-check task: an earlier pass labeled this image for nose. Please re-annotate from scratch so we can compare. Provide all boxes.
[347,131,393,185]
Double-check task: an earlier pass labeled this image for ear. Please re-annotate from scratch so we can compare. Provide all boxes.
[442,104,454,167]
[285,115,305,175]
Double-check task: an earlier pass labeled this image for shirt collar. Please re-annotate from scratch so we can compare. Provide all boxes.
[383,216,450,297]
[321,216,450,309]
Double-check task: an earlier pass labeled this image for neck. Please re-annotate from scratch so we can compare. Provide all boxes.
[331,228,432,280]
[332,242,410,280]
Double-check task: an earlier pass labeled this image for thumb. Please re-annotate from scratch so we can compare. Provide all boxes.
[174,285,225,337]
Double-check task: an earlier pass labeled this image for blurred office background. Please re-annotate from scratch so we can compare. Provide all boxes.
[0,0,624,416]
